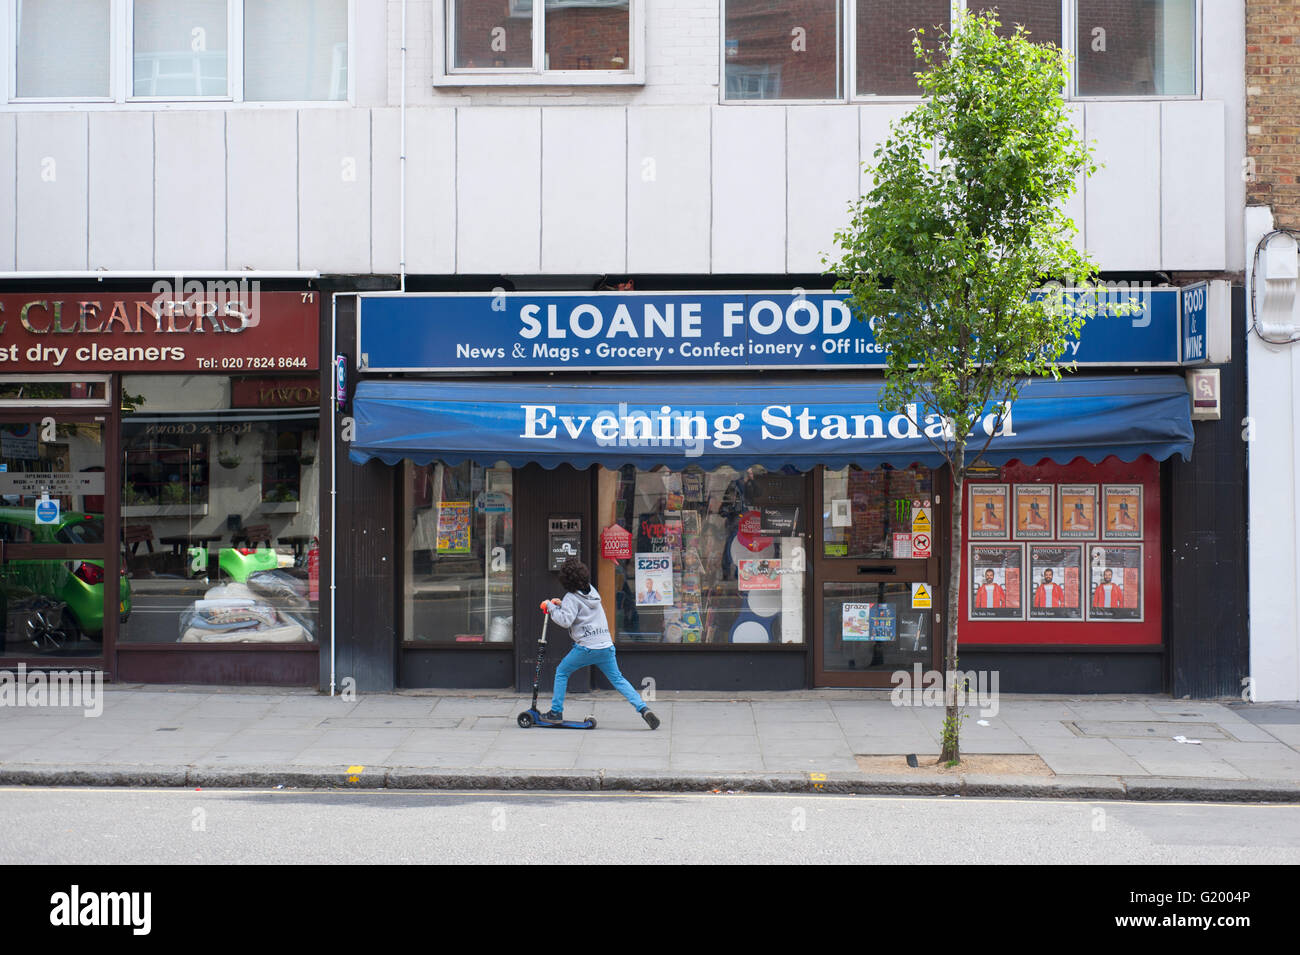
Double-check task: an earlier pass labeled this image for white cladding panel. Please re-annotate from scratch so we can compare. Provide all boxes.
[712,106,785,274]
[16,112,88,271]
[89,112,153,270]
[787,106,859,274]
[227,111,299,270]
[626,106,712,273]
[542,108,627,274]
[299,109,373,273]
[1161,100,1227,271]
[154,111,226,271]
[1084,102,1162,271]
[457,107,541,274]
[372,107,456,274]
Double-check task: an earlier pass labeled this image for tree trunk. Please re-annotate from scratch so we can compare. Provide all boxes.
[941,458,965,763]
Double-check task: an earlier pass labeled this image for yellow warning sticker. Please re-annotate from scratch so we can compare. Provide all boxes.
[912,507,932,533]
[912,583,932,609]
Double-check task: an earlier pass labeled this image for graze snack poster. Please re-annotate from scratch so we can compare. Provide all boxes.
[1087,544,1143,621]
[1058,484,1098,539]
[969,484,1009,539]
[1102,485,1142,540]
[968,544,1023,620]
[1027,545,1083,620]
[1013,484,1054,540]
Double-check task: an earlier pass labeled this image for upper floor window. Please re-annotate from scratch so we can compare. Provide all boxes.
[10,0,350,104]
[722,0,1199,103]
[437,0,644,85]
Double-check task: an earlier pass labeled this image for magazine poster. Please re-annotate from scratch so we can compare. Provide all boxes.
[969,484,1009,539]
[635,552,675,607]
[1027,545,1083,620]
[968,544,1024,620]
[1013,484,1054,540]
[436,502,472,554]
[1087,544,1143,621]
[1102,485,1143,540]
[1057,484,1099,540]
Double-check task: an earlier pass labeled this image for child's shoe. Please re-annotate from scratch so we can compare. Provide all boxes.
[540,709,564,723]
[640,708,660,730]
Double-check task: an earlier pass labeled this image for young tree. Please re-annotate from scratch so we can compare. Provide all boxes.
[826,11,1099,763]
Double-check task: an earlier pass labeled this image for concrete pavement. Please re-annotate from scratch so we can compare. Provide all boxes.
[1,685,1299,801]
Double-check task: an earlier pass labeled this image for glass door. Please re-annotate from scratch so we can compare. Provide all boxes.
[0,414,115,661]
[812,465,941,687]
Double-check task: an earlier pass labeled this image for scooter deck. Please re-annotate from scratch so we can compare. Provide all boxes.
[517,708,596,730]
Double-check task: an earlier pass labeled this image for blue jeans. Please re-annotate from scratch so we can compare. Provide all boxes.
[550,645,646,714]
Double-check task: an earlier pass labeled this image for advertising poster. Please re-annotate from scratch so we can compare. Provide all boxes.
[1087,544,1143,621]
[968,544,1024,620]
[635,552,675,606]
[1102,485,1143,540]
[436,502,472,554]
[842,602,878,641]
[1058,484,1098,539]
[1027,545,1083,620]
[738,559,781,591]
[1013,484,1054,540]
[969,484,1009,539]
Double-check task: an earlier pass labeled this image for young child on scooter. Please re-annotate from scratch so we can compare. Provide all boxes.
[540,557,660,729]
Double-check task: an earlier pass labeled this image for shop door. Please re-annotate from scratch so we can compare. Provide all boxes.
[812,466,941,687]
[0,414,116,663]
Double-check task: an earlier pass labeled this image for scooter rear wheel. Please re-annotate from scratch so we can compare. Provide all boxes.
[517,712,534,728]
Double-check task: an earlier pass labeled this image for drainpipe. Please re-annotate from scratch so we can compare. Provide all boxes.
[400,0,408,293]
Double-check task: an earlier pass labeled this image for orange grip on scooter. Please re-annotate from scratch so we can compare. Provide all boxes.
[539,600,554,614]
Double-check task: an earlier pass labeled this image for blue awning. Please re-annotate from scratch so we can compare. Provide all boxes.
[350,375,1193,471]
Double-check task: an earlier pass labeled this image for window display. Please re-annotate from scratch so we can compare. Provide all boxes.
[403,462,513,644]
[118,375,320,645]
[822,465,932,558]
[602,465,805,645]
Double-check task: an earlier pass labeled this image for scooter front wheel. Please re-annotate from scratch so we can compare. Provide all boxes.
[517,712,535,729]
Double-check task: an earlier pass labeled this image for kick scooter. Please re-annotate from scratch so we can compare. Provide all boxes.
[516,605,596,730]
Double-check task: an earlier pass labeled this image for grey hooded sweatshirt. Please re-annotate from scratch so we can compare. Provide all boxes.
[549,586,613,649]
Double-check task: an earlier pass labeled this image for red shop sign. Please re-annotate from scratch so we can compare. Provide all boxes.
[0,289,319,373]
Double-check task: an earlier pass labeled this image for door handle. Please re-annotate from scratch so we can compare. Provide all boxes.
[858,565,896,575]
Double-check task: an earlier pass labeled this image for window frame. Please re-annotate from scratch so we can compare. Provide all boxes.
[433,0,646,87]
[4,0,355,108]
[720,0,1202,106]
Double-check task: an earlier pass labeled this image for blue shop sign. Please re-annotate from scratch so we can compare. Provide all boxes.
[1181,281,1209,364]
[356,289,1185,373]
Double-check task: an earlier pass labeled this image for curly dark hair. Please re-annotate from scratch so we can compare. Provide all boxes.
[558,557,590,593]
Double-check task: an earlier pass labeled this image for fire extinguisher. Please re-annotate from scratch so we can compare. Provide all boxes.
[308,537,320,601]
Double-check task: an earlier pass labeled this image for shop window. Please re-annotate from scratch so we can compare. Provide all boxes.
[822,465,933,559]
[9,0,350,104]
[402,462,514,645]
[1074,0,1196,97]
[441,0,642,84]
[973,1,1062,44]
[599,465,806,645]
[0,377,110,405]
[118,375,320,646]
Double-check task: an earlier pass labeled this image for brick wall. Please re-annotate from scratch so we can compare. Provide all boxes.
[1247,0,1300,228]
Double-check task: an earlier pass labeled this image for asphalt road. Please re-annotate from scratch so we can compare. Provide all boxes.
[2,787,1299,865]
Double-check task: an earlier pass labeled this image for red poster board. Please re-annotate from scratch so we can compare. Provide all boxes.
[959,456,1162,647]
